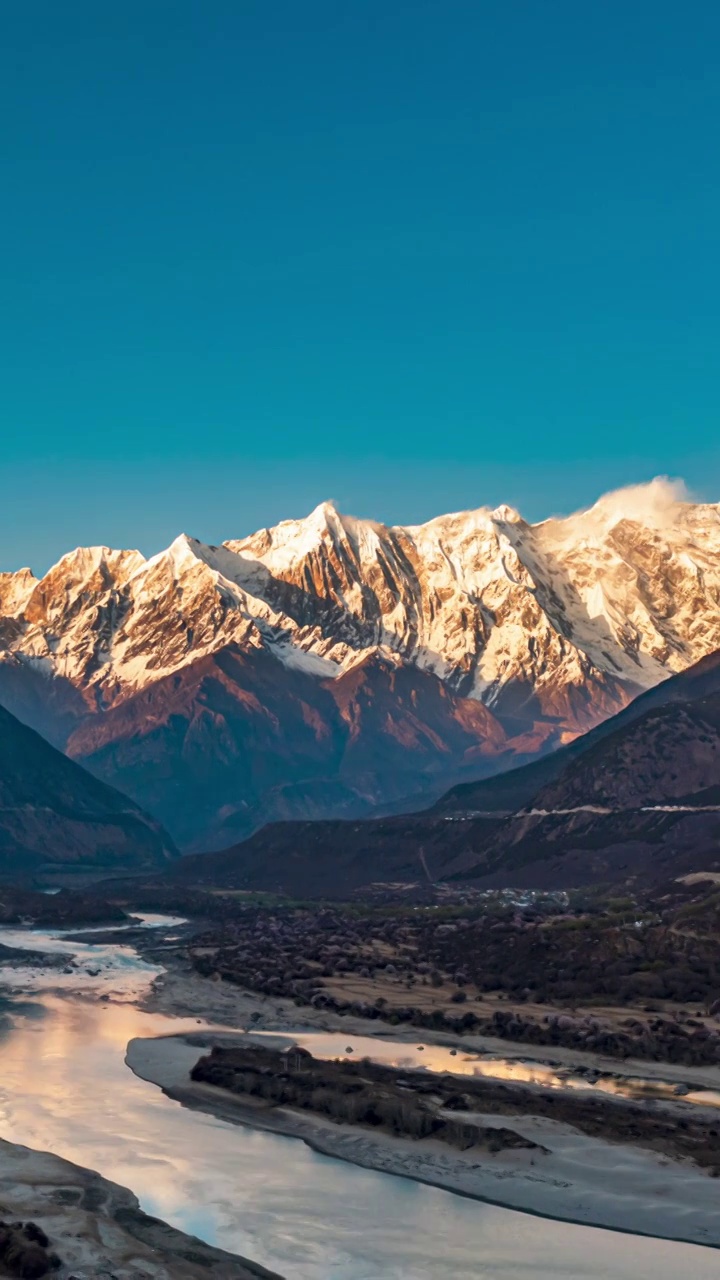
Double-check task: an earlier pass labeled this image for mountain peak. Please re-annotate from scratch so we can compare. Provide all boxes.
[3,478,720,739]
[308,499,340,523]
[168,531,201,556]
[144,532,207,577]
[44,545,146,590]
[0,566,38,617]
[492,503,523,524]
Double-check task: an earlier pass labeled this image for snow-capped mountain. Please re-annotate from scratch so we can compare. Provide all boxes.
[1,477,719,848]
[233,478,720,703]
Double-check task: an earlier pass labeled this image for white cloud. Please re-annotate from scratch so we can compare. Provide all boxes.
[574,476,693,531]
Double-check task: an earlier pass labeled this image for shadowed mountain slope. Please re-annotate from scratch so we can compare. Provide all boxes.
[0,703,176,875]
[435,650,720,815]
[172,651,720,894]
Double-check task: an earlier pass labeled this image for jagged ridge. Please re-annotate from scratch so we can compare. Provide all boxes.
[0,478,719,846]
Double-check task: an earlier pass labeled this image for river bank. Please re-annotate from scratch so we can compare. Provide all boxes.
[0,1136,280,1279]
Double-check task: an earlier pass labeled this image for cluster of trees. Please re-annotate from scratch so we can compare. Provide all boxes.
[190,905,423,998]
[295,994,720,1066]
[0,887,126,929]
[188,901,720,1066]
[440,1074,720,1174]
[426,913,720,1006]
[190,1045,539,1154]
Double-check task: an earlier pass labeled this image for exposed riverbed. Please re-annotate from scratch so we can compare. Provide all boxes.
[0,919,718,1280]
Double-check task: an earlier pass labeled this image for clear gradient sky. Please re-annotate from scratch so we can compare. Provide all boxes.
[3,1,720,572]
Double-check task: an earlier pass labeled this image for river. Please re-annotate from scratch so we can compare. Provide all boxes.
[0,917,717,1280]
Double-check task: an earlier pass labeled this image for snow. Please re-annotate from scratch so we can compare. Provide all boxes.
[53,544,146,584]
[269,641,339,678]
[0,567,38,617]
[1,480,720,730]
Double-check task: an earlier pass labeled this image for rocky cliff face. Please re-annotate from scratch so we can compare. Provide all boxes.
[1,478,719,847]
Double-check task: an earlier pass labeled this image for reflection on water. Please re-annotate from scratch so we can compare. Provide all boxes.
[275,1031,720,1110]
[0,927,716,1279]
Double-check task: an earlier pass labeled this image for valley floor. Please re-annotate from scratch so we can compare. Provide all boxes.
[134,952,720,1250]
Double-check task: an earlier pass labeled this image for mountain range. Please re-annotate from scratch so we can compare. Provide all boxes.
[1,477,719,851]
[177,649,720,895]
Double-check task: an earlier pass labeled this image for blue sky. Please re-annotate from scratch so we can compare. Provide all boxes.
[2,1,719,572]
